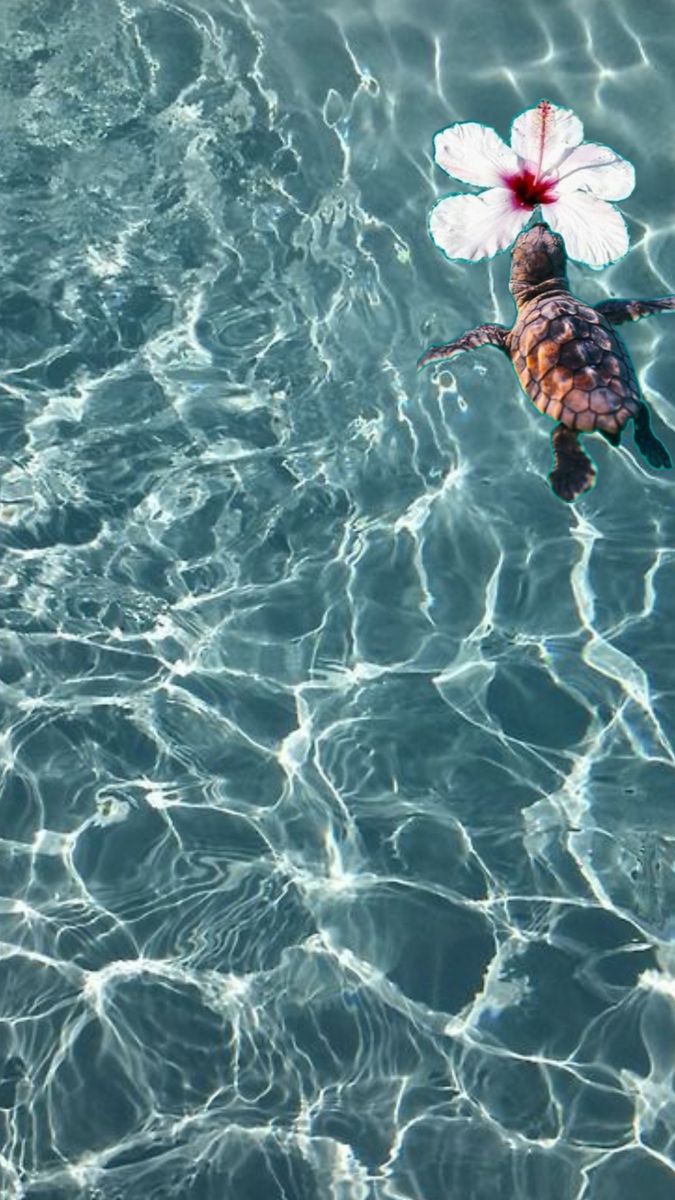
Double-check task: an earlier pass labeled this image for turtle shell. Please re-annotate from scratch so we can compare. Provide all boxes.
[508,294,640,434]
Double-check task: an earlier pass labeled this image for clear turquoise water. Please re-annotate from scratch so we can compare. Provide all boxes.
[1,1,675,1197]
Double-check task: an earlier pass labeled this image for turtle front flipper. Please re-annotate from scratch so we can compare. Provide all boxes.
[633,401,672,469]
[549,424,596,503]
[417,323,509,369]
[595,297,675,326]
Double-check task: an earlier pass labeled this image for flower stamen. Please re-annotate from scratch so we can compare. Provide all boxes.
[503,168,558,210]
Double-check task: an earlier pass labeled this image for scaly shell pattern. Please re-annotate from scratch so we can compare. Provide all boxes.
[508,294,640,434]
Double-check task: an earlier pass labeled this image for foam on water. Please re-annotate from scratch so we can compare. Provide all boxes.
[1,0,675,1197]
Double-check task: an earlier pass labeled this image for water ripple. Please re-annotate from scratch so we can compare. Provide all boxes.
[0,0,674,1197]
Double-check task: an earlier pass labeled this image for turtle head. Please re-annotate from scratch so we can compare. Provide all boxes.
[509,222,568,304]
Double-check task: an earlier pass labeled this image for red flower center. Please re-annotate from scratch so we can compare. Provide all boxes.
[502,167,558,209]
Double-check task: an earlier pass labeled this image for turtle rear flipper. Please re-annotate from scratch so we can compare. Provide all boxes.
[418,323,509,369]
[549,424,596,502]
[633,402,672,469]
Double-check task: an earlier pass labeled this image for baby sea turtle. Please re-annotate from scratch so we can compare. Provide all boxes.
[419,222,675,501]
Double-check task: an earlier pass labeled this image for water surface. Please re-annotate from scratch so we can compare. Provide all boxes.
[1,1,675,1197]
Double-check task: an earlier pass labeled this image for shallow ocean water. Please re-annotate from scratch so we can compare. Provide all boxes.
[1,0,675,1196]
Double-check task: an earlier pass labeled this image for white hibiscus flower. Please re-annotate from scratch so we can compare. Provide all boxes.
[429,99,635,269]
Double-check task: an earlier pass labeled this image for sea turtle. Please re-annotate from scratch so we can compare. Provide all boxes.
[419,222,675,501]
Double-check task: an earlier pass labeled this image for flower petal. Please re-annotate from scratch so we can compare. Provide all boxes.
[510,100,584,176]
[433,122,519,187]
[554,142,635,201]
[429,189,531,262]
[543,192,629,268]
